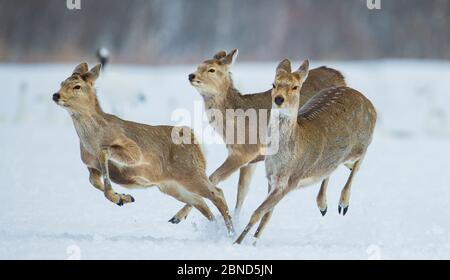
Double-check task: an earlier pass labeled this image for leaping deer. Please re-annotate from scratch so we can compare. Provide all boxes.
[182,49,346,221]
[235,59,377,244]
[52,62,234,234]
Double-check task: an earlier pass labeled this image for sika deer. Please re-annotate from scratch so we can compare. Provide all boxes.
[52,63,234,233]
[181,49,346,222]
[235,59,377,244]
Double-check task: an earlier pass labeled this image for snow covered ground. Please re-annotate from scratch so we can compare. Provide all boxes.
[0,60,449,259]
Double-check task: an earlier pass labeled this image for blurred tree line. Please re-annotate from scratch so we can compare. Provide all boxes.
[0,0,449,64]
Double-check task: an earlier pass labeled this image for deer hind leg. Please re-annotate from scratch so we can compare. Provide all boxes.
[183,177,234,234]
[171,202,213,223]
[208,185,235,235]
[316,177,330,216]
[169,201,213,224]
[168,205,193,224]
[159,182,214,223]
[339,159,363,216]
[234,163,257,217]
[235,186,288,245]
[98,149,135,206]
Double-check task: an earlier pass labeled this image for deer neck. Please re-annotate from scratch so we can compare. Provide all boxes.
[265,110,302,180]
[70,104,108,151]
[202,79,241,112]
[201,82,243,139]
[268,106,302,156]
[278,113,299,140]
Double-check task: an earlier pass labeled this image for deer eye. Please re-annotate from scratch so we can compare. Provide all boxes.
[272,83,276,89]
[73,85,81,90]
[208,69,216,73]
[292,86,299,90]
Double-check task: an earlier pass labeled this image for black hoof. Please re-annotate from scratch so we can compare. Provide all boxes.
[343,206,349,216]
[168,217,181,224]
[130,196,135,202]
[234,237,244,245]
[320,207,327,216]
[338,205,349,215]
[117,198,124,206]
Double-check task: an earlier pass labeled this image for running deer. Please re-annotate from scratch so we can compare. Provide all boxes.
[234,59,377,244]
[52,63,234,233]
[184,49,346,220]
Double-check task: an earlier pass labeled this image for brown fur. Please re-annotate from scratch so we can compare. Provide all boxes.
[54,62,234,233]
[235,59,377,244]
[189,49,346,217]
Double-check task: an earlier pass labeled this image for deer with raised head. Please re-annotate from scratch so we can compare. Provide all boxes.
[52,62,234,234]
[180,49,346,222]
[234,59,377,244]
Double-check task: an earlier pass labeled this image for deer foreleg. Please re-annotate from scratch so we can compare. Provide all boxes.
[98,149,135,206]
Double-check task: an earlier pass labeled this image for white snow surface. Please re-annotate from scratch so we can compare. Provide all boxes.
[0,60,449,259]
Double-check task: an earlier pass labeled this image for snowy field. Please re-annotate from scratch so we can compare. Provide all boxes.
[0,60,450,259]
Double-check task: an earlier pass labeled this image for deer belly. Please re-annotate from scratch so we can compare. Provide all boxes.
[296,176,324,188]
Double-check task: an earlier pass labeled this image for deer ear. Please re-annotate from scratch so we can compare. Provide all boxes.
[276,59,292,74]
[293,59,309,84]
[213,50,227,60]
[73,62,88,75]
[83,64,102,83]
[221,48,238,65]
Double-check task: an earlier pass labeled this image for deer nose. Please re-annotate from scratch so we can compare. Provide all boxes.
[188,74,195,82]
[52,93,60,102]
[274,96,284,106]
